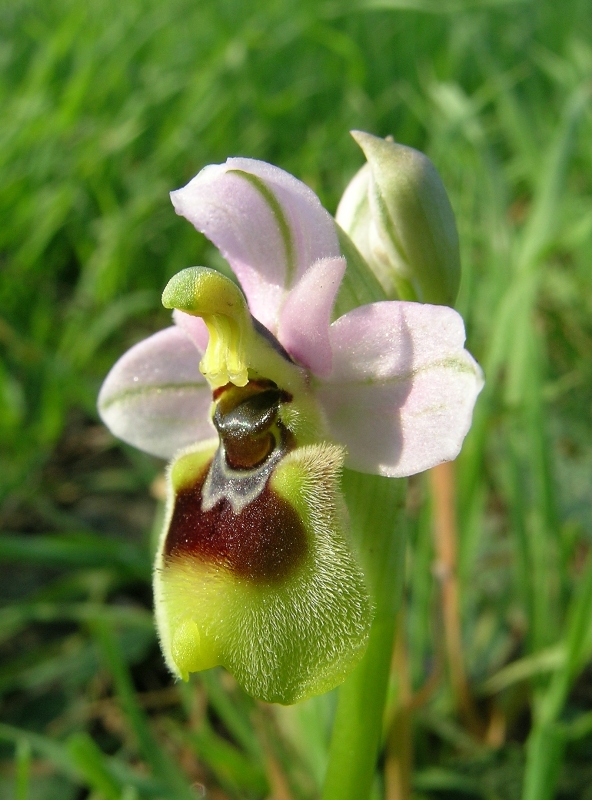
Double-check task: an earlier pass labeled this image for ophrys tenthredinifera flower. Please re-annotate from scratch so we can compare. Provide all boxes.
[99,155,482,703]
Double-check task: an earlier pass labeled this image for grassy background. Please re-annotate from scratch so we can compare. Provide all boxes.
[1,0,592,797]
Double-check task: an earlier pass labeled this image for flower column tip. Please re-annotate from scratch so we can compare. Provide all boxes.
[162,267,252,388]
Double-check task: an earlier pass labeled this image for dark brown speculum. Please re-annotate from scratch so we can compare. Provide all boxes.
[165,466,306,582]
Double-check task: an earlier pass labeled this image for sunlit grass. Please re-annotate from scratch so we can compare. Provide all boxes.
[1,0,592,797]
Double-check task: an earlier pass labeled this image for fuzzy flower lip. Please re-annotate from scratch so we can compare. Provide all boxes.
[99,157,483,477]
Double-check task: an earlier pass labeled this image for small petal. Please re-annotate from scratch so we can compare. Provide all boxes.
[170,158,340,332]
[277,257,346,377]
[98,326,215,459]
[316,302,483,476]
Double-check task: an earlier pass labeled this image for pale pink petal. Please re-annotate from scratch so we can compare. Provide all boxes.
[316,302,483,476]
[173,309,209,351]
[277,257,346,377]
[98,327,215,460]
[170,159,340,333]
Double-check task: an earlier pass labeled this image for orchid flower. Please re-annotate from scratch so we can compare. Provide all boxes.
[98,155,483,704]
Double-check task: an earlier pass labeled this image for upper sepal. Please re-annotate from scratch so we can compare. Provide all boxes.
[170,158,341,334]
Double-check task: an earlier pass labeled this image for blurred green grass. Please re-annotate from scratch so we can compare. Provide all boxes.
[1,0,592,797]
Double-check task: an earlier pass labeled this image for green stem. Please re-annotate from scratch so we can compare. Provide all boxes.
[322,472,408,800]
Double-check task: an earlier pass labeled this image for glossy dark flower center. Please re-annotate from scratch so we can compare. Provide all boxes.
[213,379,293,470]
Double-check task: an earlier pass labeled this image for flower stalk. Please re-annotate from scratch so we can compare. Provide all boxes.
[322,471,407,800]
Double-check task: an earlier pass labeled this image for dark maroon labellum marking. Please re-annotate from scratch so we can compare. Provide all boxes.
[165,465,307,584]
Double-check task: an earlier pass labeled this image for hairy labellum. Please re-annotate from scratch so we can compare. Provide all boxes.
[155,375,373,704]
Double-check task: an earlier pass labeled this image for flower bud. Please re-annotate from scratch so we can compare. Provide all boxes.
[336,130,461,307]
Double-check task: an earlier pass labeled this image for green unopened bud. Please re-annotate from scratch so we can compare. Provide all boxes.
[336,130,461,306]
